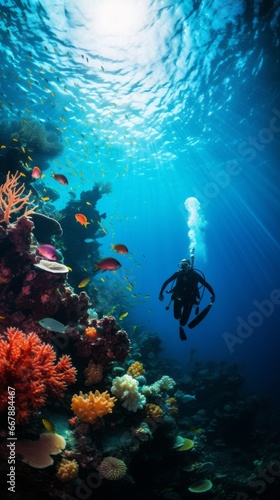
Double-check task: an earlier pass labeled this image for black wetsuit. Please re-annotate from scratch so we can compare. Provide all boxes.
[159,268,215,327]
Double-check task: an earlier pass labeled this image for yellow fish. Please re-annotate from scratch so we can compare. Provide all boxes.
[42,418,55,433]
[78,277,90,288]
[41,197,50,201]
[118,312,128,320]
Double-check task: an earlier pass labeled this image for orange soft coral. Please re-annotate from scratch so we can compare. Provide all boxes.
[145,403,164,422]
[0,171,37,224]
[84,326,98,340]
[71,390,116,424]
[84,360,103,385]
[0,327,77,424]
[56,458,79,481]
[127,361,146,378]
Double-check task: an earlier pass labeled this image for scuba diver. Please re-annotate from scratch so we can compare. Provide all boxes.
[159,257,215,341]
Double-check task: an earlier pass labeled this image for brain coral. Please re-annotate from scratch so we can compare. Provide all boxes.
[99,457,127,480]
[71,390,116,423]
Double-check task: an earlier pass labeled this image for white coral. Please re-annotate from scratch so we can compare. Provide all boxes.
[142,375,176,397]
[111,374,146,412]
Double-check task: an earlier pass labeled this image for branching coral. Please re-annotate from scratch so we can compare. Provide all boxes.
[0,171,37,224]
[142,375,176,398]
[0,327,77,423]
[71,390,116,424]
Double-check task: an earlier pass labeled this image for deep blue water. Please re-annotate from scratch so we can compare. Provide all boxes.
[1,0,280,401]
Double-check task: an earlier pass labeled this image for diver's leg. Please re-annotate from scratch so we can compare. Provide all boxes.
[173,299,182,320]
[180,303,192,326]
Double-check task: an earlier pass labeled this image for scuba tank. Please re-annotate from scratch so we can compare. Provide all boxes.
[188,247,213,328]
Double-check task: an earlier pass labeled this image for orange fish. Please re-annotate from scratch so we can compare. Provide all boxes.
[75,213,90,227]
[111,243,129,254]
[31,166,41,178]
[52,173,68,185]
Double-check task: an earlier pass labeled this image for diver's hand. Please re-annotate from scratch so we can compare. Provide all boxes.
[210,295,215,304]
[159,293,164,302]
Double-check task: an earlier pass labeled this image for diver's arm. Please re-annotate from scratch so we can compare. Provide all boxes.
[197,275,215,303]
[159,272,178,301]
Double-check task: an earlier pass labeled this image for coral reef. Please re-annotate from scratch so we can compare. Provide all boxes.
[0,327,76,423]
[72,316,130,366]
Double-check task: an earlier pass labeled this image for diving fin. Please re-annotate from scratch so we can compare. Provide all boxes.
[179,326,187,341]
[188,304,212,329]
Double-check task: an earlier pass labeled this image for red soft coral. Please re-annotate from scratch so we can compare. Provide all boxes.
[0,327,77,424]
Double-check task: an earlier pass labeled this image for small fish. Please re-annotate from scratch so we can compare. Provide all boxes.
[84,238,94,243]
[38,318,67,333]
[42,418,55,433]
[31,166,41,178]
[37,244,57,261]
[93,257,121,272]
[190,427,203,434]
[52,173,68,185]
[0,315,6,320]
[118,312,128,320]
[111,243,129,254]
[182,394,196,402]
[131,325,137,334]
[75,213,90,227]
[78,276,90,288]
[41,196,50,201]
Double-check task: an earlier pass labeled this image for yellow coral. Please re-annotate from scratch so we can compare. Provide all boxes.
[71,390,116,424]
[56,458,79,482]
[84,360,103,385]
[127,361,146,378]
[84,326,98,339]
[145,403,164,422]
[166,397,179,414]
